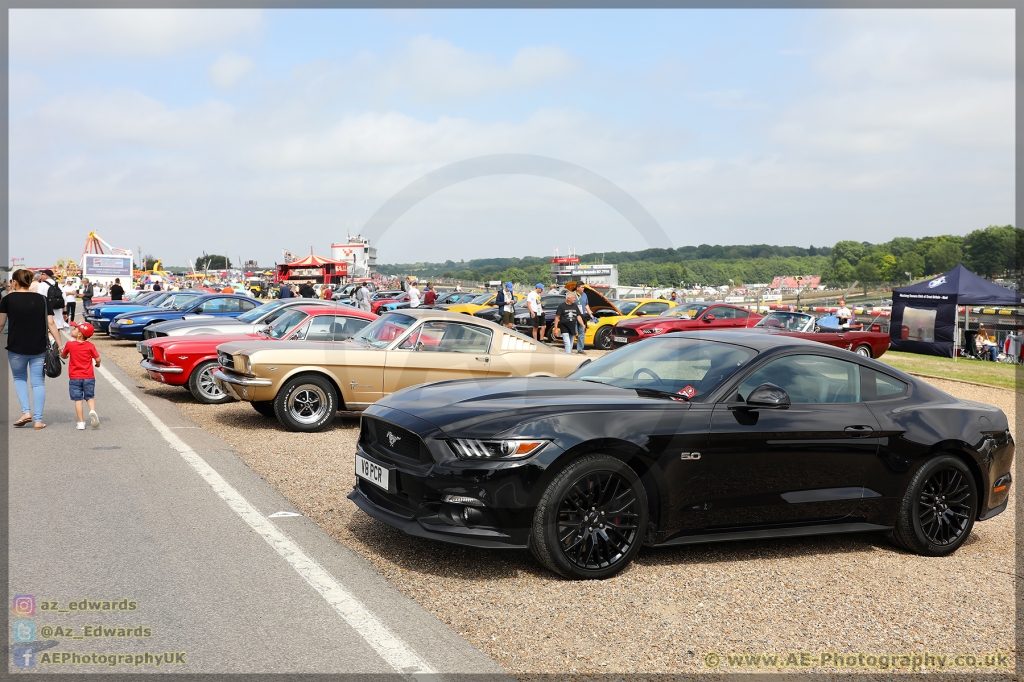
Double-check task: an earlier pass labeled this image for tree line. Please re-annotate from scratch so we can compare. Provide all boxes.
[374,224,1023,289]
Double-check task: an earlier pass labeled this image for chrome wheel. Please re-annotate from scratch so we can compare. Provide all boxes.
[854,345,872,357]
[287,384,330,425]
[197,366,224,400]
[189,360,231,404]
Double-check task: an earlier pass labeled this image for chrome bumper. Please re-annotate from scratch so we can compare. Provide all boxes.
[140,360,183,374]
[211,368,272,401]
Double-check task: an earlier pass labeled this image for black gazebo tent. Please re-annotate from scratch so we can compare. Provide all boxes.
[890,264,1022,357]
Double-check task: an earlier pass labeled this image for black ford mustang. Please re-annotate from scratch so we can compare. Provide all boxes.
[348,331,1014,579]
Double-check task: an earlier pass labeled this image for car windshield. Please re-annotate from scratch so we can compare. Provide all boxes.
[266,309,309,339]
[664,305,708,319]
[569,337,756,401]
[352,313,417,347]
[756,312,813,331]
[469,293,494,305]
[614,300,640,315]
[166,294,201,310]
[236,300,281,323]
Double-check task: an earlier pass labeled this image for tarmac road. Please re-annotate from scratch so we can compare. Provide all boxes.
[8,336,506,678]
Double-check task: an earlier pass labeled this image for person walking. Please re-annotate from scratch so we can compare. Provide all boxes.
[109,278,125,301]
[38,270,68,330]
[836,299,852,330]
[62,278,79,322]
[527,283,545,341]
[497,282,516,329]
[553,292,581,354]
[455,281,462,292]
[298,280,315,298]
[408,280,421,308]
[63,322,101,430]
[0,268,64,429]
[356,282,372,312]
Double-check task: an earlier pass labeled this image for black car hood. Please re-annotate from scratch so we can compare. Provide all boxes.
[372,376,685,437]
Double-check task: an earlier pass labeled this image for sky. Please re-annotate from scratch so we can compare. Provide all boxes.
[9,8,1015,268]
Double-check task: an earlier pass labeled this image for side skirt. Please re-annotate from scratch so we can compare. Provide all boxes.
[656,522,893,547]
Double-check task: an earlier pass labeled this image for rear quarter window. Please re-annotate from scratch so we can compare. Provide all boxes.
[861,368,909,401]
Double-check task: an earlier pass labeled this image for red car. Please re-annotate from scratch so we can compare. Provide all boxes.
[137,305,377,404]
[370,291,409,313]
[611,303,762,346]
[746,310,890,358]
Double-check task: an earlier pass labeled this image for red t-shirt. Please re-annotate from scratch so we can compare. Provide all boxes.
[424,290,437,306]
[62,340,99,379]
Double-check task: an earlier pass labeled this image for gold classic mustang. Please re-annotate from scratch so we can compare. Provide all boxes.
[212,309,588,432]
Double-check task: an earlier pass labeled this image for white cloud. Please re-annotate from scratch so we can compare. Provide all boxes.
[10,9,264,61]
[209,52,255,89]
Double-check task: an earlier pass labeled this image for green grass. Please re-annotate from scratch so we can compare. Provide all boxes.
[879,351,1021,390]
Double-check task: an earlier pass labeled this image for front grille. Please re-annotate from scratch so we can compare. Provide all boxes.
[217,351,235,370]
[618,328,638,337]
[142,328,167,339]
[361,417,431,468]
[140,345,153,359]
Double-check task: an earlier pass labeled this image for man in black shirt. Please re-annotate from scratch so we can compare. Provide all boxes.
[553,292,581,354]
[298,280,316,298]
[109,278,125,301]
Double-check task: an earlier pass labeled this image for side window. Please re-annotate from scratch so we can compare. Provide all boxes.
[200,298,230,313]
[861,368,909,401]
[737,354,861,404]
[332,316,370,341]
[219,298,245,313]
[400,321,493,353]
[289,320,311,340]
[304,315,336,341]
[238,299,257,312]
[713,307,739,319]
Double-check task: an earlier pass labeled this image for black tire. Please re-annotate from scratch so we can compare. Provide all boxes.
[530,454,648,579]
[593,326,613,350]
[251,400,276,418]
[274,374,337,432]
[187,360,232,404]
[546,324,556,343]
[854,344,873,358]
[891,455,977,556]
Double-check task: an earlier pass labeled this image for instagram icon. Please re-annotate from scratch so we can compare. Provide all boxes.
[12,595,35,617]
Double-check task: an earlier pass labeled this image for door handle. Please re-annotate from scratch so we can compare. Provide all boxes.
[475,356,489,362]
[844,425,874,437]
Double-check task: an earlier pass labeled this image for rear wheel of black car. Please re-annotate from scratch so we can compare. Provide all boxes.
[188,360,232,404]
[251,400,276,418]
[530,454,648,579]
[274,374,337,432]
[854,344,873,358]
[891,455,977,556]
[593,326,613,350]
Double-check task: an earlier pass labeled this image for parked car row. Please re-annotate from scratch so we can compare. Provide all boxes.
[113,283,1010,580]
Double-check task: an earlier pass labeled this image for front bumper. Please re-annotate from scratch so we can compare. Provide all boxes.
[211,368,273,402]
[109,323,144,340]
[610,331,644,347]
[140,359,186,385]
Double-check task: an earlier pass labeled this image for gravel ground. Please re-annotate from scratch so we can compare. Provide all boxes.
[94,335,1018,677]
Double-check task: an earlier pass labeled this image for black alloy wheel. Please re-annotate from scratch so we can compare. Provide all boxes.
[891,455,977,556]
[188,360,232,404]
[251,400,276,417]
[594,326,613,350]
[274,374,337,432]
[530,454,648,579]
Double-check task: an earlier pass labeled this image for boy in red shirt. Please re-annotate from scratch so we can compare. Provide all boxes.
[63,322,101,430]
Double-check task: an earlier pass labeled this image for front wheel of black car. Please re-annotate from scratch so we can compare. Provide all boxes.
[891,455,977,556]
[274,374,337,432]
[530,454,648,579]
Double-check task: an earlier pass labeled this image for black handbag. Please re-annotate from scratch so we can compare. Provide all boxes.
[44,339,63,378]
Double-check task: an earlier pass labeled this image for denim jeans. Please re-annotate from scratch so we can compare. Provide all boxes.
[986,345,998,361]
[561,332,574,354]
[576,326,586,352]
[9,351,46,422]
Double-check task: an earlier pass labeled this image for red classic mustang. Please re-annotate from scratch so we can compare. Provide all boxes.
[742,311,890,358]
[611,303,762,346]
[137,305,376,404]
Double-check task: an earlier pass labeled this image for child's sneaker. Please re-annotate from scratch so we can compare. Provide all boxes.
[88,410,99,429]
[76,422,86,430]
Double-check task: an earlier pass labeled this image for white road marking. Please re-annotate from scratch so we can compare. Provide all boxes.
[95,363,438,679]
[268,511,303,518]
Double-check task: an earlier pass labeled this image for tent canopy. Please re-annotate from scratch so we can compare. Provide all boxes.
[283,254,345,268]
[892,264,1021,306]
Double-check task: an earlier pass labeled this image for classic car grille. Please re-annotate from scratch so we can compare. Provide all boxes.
[142,328,167,339]
[139,344,154,359]
[217,351,235,370]
[361,417,431,468]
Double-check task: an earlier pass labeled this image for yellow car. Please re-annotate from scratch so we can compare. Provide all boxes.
[571,286,677,349]
[445,291,524,315]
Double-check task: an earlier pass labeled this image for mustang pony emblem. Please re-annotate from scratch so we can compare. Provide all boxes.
[387,431,401,447]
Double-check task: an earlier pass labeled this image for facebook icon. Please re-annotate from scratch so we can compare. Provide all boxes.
[13,646,35,668]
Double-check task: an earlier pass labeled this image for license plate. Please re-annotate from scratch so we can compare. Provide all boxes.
[355,454,390,491]
[613,336,628,343]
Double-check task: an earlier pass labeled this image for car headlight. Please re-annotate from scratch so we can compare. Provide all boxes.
[119,319,134,325]
[238,354,253,374]
[448,439,547,460]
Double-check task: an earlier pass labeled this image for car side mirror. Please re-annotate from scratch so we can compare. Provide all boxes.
[704,314,715,322]
[745,383,790,409]
[193,307,203,314]
[634,311,645,317]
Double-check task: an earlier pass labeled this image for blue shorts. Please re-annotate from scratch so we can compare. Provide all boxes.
[69,379,96,401]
